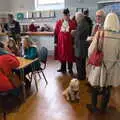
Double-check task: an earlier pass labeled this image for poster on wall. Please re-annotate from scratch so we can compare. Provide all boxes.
[28,12,33,18]
[16,13,24,20]
[41,11,50,18]
[23,12,28,19]
[33,11,41,18]
[41,10,55,18]
[49,11,55,17]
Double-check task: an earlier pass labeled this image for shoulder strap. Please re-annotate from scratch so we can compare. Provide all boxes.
[97,30,104,51]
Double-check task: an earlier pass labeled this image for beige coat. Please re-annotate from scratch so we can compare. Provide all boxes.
[88,31,120,87]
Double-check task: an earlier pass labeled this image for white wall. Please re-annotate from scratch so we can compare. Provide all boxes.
[65,0,108,20]
[0,0,10,12]
[65,0,100,8]
[9,0,34,11]
[0,0,112,12]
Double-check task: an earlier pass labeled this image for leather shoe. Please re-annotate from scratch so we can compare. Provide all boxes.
[86,104,99,113]
[69,70,73,76]
[57,69,66,74]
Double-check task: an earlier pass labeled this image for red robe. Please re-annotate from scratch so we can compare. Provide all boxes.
[54,19,76,62]
[0,54,20,91]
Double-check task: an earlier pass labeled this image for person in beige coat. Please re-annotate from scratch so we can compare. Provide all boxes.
[87,12,120,112]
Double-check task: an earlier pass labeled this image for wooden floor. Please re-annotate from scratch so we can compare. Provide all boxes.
[1,57,120,120]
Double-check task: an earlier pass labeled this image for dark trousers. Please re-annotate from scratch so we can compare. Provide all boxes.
[91,87,111,109]
[14,65,33,90]
[60,61,73,72]
[14,65,32,79]
[76,57,86,80]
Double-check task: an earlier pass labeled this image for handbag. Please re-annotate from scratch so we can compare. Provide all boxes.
[88,31,104,66]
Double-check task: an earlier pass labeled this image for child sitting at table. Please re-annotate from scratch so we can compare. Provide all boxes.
[23,36,38,59]
[0,42,21,92]
[7,38,20,56]
[15,36,40,90]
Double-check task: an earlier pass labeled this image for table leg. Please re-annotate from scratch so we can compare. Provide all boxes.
[22,82,26,101]
[20,69,26,101]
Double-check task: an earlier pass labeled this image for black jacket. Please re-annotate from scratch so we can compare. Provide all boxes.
[84,16,93,36]
[4,20,21,34]
[74,18,90,58]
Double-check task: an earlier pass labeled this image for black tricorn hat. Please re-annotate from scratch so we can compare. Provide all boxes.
[63,8,70,15]
[83,9,89,15]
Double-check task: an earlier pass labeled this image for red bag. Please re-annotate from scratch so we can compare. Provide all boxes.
[88,31,104,66]
[88,50,103,66]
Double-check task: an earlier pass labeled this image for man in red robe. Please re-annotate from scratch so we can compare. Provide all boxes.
[54,8,76,75]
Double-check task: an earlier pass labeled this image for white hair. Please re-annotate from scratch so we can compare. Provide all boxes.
[75,12,84,24]
[104,13,120,32]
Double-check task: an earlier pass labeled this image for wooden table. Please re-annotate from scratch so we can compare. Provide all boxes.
[21,32,54,36]
[15,57,39,100]
[17,57,39,69]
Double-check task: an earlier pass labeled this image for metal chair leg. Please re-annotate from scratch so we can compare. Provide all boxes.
[33,73,39,92]
[41,70,48,85]
[28,73,32,81]
[37,71,41,80]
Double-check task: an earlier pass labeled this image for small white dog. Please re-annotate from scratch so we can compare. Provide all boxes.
[62,78,80,101]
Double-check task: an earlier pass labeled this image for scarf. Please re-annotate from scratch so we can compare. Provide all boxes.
[0,48,9,56]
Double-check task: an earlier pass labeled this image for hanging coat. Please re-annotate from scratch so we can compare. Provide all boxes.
[54,19,76,62]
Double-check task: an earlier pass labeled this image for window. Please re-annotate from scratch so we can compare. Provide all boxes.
[35,0,64,10]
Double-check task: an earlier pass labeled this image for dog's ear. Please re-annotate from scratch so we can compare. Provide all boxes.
[69,79,74,86]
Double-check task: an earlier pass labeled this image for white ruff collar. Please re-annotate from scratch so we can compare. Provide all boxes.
[61,20,70,32]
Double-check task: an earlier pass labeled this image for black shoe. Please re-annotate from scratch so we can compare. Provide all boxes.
[100,108,107,113]
[86,104,99,113]
[69,70,73,76]
[57,69,62,72]
[100,105,108,113]
[57,69,66,73]
[62,71,66,74]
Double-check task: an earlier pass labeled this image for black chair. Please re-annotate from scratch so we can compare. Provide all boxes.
[0,87,22,120]
[29,47,48,91]
[36,47,48,85]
